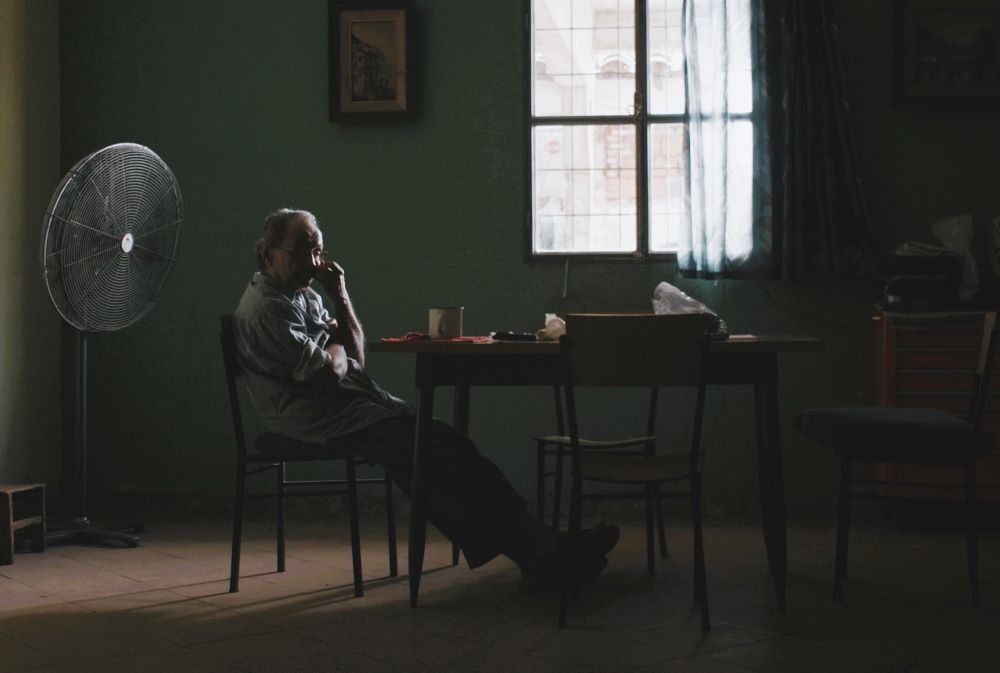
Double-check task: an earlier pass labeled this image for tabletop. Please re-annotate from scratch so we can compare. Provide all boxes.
[368,334,823,355]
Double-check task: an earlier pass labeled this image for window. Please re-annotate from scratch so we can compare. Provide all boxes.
[527,0,755,267]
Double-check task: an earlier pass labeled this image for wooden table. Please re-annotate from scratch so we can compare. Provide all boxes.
[369,334,822,612]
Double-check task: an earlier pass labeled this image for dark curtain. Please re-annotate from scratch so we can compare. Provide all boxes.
[771,0,880,279]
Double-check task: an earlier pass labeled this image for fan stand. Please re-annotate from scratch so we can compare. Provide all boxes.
[46,329,141,548]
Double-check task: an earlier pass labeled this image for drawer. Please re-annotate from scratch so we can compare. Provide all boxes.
[896,371,973,391]
[895,349,978,369]
[894,328,981,349]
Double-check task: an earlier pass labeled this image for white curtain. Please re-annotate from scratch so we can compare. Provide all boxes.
[679,0,755,274]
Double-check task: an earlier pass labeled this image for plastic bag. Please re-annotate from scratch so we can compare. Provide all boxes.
[651,282,726,336]
[535,313,566,341]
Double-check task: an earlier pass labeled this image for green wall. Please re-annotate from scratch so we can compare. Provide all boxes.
[836,0,1000,252]
[54,0,999,513]
[0,0,61,487]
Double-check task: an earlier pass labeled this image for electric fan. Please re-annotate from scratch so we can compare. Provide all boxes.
[41,142,183,546]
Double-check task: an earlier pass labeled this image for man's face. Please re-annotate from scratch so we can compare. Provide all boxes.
[263,216,326,291]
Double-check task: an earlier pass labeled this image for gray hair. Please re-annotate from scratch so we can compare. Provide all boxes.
[255,208,317,271]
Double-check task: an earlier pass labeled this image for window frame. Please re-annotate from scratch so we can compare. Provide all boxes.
[522,0,754,263]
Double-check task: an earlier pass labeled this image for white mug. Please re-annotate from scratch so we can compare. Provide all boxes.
[429,306,463,339]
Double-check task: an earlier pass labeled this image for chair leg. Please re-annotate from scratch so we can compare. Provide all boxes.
[276,463,286,573]
[558,475,583,628]
[691,473,710,631]
[552,447,565,529]
[645,483,656,577]
[558,573,571,627]
[536,440,547,522]
[834,457,852,603]
[229,463,247,593]
[654,484,668,558]
[965,460,980,607]
[384,472,398,578]
[346,459,364,597]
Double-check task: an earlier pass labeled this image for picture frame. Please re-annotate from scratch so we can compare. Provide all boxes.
[328,0,416,122]
[894,0,1000,104]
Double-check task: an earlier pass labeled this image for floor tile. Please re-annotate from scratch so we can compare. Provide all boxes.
[0,632,62,672]
[0,515,997,673]
[0,603,175,663]
[73,645,237,673]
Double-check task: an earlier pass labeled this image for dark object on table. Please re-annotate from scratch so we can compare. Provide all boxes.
[882,252,963,310]
[491,331,537,342]
[883,275,961,310]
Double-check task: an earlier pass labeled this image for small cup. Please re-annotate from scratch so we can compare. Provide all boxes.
[429,306,463,339]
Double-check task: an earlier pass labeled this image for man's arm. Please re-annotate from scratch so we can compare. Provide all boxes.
[316,261,365,372]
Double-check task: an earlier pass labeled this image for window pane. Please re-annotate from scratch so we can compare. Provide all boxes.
[647,0,685,114]
[725,120,753,260]
[533,124,637,253]
[647,122,688,253]
[727,0,753,114]
[532,0,636,117]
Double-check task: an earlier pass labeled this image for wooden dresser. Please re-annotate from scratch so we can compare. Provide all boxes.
[874,310,1000,500]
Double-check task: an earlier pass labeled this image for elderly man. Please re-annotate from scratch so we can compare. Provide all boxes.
[233,208,617,590]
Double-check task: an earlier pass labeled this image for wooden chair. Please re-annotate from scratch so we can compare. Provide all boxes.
[535,386,671,565]
[798,311,998,605]
[557,313,715,630]
[220,314,397,596]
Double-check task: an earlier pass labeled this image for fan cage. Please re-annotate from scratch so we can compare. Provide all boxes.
[41,143,184,332]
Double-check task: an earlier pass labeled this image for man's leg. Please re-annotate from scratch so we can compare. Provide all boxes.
[336,416,544,568]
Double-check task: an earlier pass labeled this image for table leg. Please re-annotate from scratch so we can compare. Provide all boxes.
[450,385,470,566]
[754,354,787,612]
[754,380,775,569]
[409,384,435,608]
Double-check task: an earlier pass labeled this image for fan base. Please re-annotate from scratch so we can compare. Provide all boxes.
[46,516,141,547]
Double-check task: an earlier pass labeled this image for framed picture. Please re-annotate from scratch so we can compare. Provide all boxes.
[894,0,1000,104]
[328,0,416,122]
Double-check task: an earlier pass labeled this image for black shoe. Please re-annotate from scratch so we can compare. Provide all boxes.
[576,523,620,561]
[533,522,620,567]
[520,555,608,593]
[519,523,619,592]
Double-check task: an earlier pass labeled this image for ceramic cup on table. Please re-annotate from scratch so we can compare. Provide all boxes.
[429,306,463,339]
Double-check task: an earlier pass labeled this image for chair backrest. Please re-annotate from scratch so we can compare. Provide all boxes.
[970,311,998,430]
[561,313,716,388]
[558,313,715,531]
[219,314,250,459]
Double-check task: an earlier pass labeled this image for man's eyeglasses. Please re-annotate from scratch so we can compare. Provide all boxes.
[277,245,328,260]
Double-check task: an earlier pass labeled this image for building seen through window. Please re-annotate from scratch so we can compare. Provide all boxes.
[529,0,753,260]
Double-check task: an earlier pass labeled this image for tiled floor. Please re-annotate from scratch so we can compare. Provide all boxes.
[1,514,998,672]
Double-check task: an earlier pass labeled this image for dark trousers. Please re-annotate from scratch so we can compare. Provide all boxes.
[336,416,542,568]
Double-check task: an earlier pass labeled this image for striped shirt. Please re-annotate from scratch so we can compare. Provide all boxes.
[233,273,411,443]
